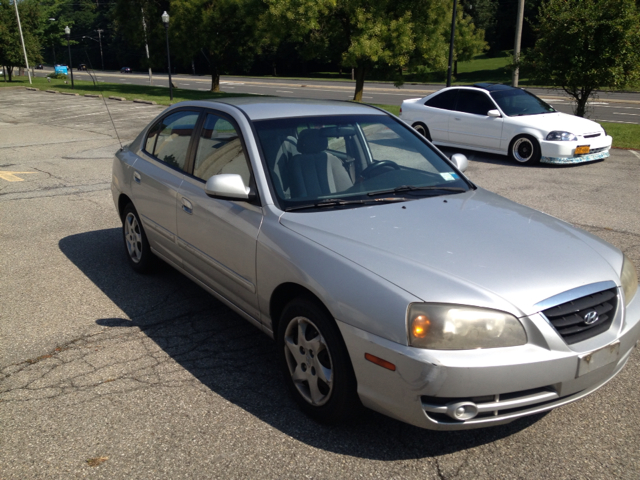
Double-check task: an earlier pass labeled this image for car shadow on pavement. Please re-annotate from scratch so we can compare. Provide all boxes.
[59,228,547,461]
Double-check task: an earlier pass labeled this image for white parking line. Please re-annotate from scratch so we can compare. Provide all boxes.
[630,150,640,159]
[276,90,294,93]
[613,112,640,116]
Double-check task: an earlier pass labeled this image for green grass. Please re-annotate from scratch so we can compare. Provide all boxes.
[600,122,640,150]
[0,76,247,105]
[3,76,638,150]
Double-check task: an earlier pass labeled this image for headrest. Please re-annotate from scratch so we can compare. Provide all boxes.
[297,129,328,154]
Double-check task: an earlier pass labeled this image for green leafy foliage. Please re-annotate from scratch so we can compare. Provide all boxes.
[0,0,44,81]
[522,0,640,116]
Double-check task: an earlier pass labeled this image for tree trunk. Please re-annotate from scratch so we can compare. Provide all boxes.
[210,62,220,92]
[7,66,13,82]
[353,67,366,102]
[567,87,592,118]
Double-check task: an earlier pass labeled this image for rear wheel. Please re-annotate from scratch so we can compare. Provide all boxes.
[412,123,432,141]
[122,203,155,273]
[509,135,541,165]
[278,298,360,423]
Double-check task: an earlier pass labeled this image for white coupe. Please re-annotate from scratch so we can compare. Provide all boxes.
[400,83,612,165]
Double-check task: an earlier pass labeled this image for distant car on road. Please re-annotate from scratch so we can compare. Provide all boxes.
[78,64,87,71]
[54,64,68,75]
[400,83,612,166]
[120,67,132,74]
[35,64,44,70]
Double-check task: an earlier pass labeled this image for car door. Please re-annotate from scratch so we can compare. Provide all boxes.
[422,89,459,143]
[448,89,503,150]
[176,112,263,320]
[132,109,200,265]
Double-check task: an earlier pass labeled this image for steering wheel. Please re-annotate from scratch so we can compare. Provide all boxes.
[360,160,400,179]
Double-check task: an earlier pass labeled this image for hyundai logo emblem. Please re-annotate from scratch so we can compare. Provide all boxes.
[583,310,599,325]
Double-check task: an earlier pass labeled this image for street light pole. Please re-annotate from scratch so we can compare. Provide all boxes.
[64,26,74,89]
[446,0,458,88]
[13,0,32,84]
[162,11,173,101]
[96,29,105,71]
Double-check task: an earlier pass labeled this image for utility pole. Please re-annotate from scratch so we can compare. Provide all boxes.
[141,8,153,85]
[446,0,458,88]
[96,29,105,71]
[512,0,525,87]
[13,0,32,84]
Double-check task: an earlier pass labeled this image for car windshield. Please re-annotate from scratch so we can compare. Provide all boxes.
[490,89,555,116]
[253,114,471,211]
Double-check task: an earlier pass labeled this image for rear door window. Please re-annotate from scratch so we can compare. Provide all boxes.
[144,111,200,171]
[425,89,458,110]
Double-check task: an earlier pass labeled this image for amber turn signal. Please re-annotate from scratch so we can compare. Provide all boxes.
[411,315,430,338]
[365,353,396,371]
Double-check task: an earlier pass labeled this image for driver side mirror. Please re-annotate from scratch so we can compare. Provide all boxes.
[205,174,253,201]
[487,109,501,118]
[451,153,469,172]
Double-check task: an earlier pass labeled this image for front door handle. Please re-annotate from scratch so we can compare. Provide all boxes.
[133,171,141,184]
[181,197,193,215]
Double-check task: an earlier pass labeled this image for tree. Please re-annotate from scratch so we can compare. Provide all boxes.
[452,6,489,76]
[0,0,43,81]
[522,0,640,117]
[172,0,265,92]
[265,0,461,101]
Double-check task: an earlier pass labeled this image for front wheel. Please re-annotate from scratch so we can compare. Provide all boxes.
[509,135,541,165]
[278,298,360,424]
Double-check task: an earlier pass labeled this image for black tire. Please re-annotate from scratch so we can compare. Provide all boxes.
[277,297,360,424]
[122,203,155,273]
[509,135,541,165]
[412,123,432,141]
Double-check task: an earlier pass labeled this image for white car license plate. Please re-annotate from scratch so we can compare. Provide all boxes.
[577,341,620,377]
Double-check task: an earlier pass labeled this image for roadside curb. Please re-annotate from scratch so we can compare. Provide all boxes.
[60,92,79,96]
[26,87,38,91]
[84,94,102,98]
[45,89,58,94]
[108,96,126,101]
[133,99,157,105]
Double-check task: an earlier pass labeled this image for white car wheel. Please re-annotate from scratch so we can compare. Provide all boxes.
[509,135,541,165]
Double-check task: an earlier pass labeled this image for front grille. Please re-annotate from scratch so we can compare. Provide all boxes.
[583,133,601,139]
[542,288,618,344]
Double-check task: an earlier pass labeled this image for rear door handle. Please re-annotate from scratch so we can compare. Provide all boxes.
[133,171,141,184]
[181,197,193,215]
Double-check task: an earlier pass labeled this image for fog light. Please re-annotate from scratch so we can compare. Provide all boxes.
[446,401,478,421]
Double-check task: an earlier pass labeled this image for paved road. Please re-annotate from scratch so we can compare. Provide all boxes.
[1,88,640,479]
[32,67,640,125]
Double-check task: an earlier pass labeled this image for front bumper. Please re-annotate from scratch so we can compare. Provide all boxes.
[540,134,612,164]
[337,287,640,430]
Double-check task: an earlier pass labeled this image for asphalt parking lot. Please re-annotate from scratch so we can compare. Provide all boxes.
[1,88,640,479]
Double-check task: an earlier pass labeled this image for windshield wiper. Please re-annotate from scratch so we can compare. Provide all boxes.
[367,185,467,197]
[284,197,408,212]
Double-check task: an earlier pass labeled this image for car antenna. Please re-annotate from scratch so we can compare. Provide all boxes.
[82,52,123,149]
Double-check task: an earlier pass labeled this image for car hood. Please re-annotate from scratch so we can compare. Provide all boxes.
[509,112,603,135]
[279,189,621,317]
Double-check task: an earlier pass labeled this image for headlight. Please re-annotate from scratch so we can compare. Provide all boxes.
[621,254,638,306]
[407,304,527,350]
[546,131,578,141]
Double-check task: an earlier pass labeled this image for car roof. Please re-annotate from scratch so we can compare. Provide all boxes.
[469,83,515,92]
[199,97,387,121]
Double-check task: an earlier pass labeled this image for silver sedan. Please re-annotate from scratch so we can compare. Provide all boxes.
[111,97,640,430]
